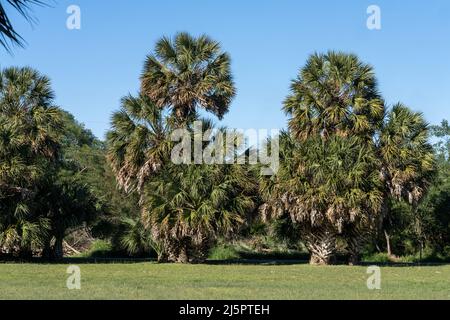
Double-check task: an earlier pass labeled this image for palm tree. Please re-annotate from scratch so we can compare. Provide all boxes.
[0,0,50,51]
[379,104,436,256]
[141,146,257,263]
[380,104,435,205]
[141,32,236,123]
[261,132,383,265]
[35,175,101,259]
[119,217,155,257]
[0,66,62,257]
[275,52,387,264]
[266,52,435,265]
[283,51,384,142]
[107,95,257,263]
[107,94,172,195]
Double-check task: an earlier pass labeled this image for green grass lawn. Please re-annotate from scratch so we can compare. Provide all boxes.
[0,262,449,300]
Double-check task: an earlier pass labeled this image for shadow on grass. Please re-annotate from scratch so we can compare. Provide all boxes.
[206,259,310,266]
[0,256,156,265]
[206,259,450,267]
[1,255,449,267]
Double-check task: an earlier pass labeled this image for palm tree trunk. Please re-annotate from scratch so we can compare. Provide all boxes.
[53,236,64,260]
[177,247,189,263]
[346,227,369,265]
[304,227,337,265]
[42,239,53,259]
[347,239,363,265]
[384,230,392,257]
[188,238,210,264]
[157,252,169,263]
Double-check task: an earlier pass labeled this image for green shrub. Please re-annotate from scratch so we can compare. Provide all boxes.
[79,240,113,258]
[362,253,392,263]
[208,245,240,261]
[363,249,450,264]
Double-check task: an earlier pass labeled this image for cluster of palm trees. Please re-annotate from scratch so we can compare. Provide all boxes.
[107,33,257,263]
[0,31,436,265]
[106,35,435,265]
[0,67,101,258]
[261,52,435,264]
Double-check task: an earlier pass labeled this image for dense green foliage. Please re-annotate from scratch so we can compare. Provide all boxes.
[1,40,449,265]
[0,67,64,257]
[107,34,257,262]
[141,32,235,122]
[261,52,436,265]
[0,67,138,259]
[377,120,450,258]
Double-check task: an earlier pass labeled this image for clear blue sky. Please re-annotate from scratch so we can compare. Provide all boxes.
[1,0,449,139]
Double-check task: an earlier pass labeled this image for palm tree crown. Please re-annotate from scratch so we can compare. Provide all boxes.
[0,66,62,256]
[107,94,172,194]
[141,32,236,122]
[380,103,436,205]
[284,51,384,141]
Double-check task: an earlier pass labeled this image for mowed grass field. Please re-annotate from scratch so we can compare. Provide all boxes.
[0,262,449,300]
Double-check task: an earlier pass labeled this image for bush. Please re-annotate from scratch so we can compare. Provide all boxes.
[79,240,113,258]
[208,245,240,261]
[362,253,392,263]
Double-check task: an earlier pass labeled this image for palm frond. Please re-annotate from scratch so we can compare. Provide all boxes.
[0,0,51,52]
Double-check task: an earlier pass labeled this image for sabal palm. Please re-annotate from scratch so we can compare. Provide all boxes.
[107,94,256,262]
[380,104,436,205]
[36,176,101,259]
[0,67,61,185]
[284,51,384,141]
[142,147,257,263]
[141,32,236,122]
[272,52,435,264]
[261,132,383,264]
[0,67,62,255]
[119,217,154,257]
[107,94,172,194]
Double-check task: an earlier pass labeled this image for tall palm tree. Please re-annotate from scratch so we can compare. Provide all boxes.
[380,104,435,205]
[379,104,436,255]
[141,32,236,123]
[275,52,387,264]
[107,94,257,262]
[142,146,257,263]
[0,66,62,256]
[267,52,435,265]
[0,0,50,51]
[261,132,383,265]
[283,51,384,141]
